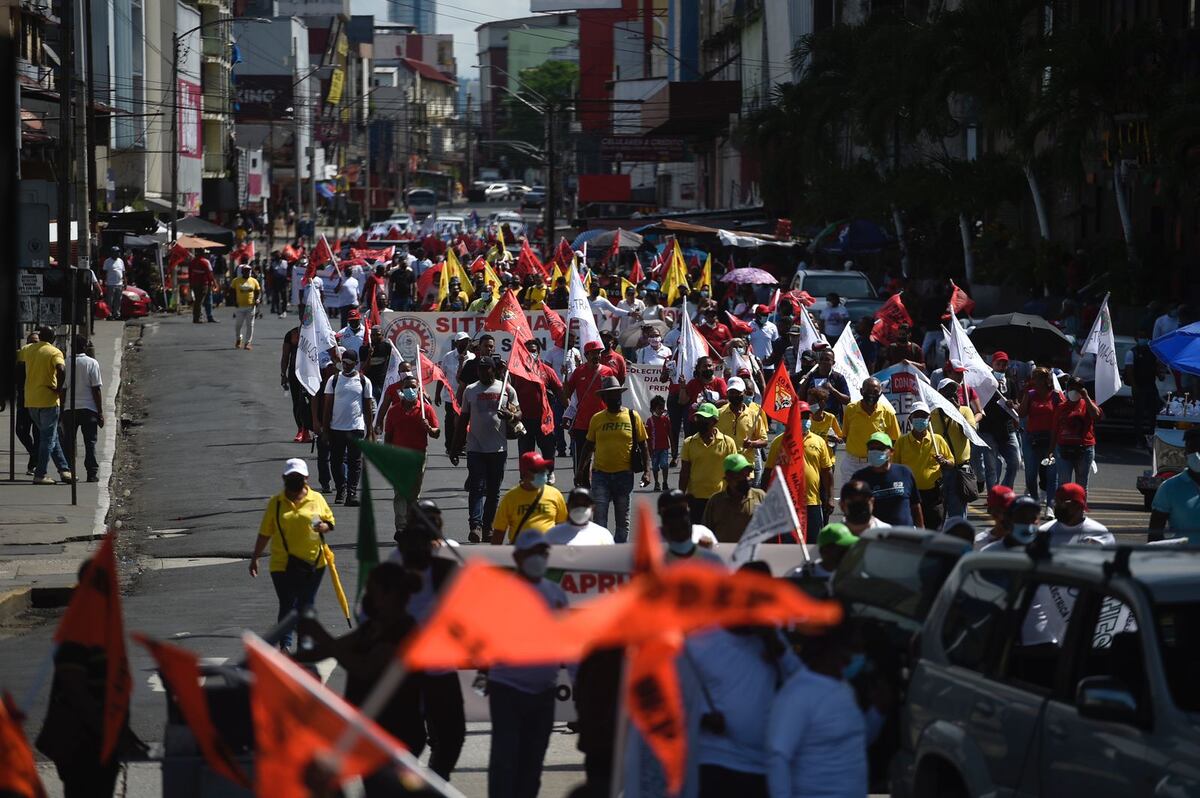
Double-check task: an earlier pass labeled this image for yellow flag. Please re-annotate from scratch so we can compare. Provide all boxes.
[497,224,506,252]
[663,242,689,306]
[620,276,635,298]
[483,262,503,293]
[697,253,713,292]
[447,249,473,301]
[550,262,564,286]
[437,257,451,305]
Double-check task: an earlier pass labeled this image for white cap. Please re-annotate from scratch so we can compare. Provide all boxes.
[909,400,931,415]
[514,529,550,552]
[282,458,309,477]
[453,331,470,341]
[937,378,957,391]
[727,376,746,393]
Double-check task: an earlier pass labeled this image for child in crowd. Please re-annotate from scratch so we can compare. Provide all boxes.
[646,395,672,491]
[807,386,843,452]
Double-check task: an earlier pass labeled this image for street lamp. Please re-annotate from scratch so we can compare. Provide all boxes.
[169,17,269,245]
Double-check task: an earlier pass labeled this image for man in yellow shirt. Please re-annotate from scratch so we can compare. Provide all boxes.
[492,452,568,544]
[679,402,739,522]
[765,401,835,532]
[716,376,769,464]
[893,401,954,530]
[576,377,650,543]
[231,263,262,349]
[840,377,899,477]
[17,327,72,484]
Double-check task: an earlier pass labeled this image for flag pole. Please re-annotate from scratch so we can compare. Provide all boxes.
[1072,292,1111,378]
[607,653,631,798]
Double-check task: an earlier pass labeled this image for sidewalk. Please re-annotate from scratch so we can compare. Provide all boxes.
[0,320,129,617]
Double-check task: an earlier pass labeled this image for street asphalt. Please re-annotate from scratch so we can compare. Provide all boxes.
[0,300,1158,797]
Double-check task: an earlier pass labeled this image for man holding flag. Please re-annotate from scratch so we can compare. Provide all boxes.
[381,373,440,537]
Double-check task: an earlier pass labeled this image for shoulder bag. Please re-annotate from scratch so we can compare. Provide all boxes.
[628,408,646,473]
[276,496,326,577]
[511,486,545,541]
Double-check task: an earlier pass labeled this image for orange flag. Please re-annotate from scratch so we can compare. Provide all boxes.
[775,403,810,541]
[632,499,662,576]
[541,303,566,349]
[484,289,535,346]
[762,365,798,425]
[244,634,413,798]
[0,693,46,798]
[134,635,250,789]
[53,533,130,761]
[625,635,687,795]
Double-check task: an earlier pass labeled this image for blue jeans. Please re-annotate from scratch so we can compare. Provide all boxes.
[202,286,215,320]
[487,682,556,798]
[1056,445,1095,495]
[592,470,634,543]
[467,451,507,533]
[980,430,1021,489]
[61,409,99,478]
[943,467,968,519]
[270,566,324,650]
[805,505,826,541]
[1022,430,1057,503]
[30,406,69,478]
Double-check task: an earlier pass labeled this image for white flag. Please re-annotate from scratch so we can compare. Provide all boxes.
[792,306,827,354]
[917,379,989,450]
[566,264,601,351]
[376,345,405,426]
[946,311,998,407]
[833,325,872,402]
[1080,295,1122,406]
[675,305,710,383]
[731,468,805,566]
[296,284,337,396]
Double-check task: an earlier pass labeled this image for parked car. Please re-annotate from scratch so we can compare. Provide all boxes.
[504,181,531,199]
[483,183,510,202]
[404,187,437,220]
[521,186,547,210]
[433,215,467,238]
[892,545,1200,798]
[367,215,413,239]
[490,211,526,239]
[789,268,884,325]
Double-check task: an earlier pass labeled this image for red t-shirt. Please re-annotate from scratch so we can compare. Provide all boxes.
[599,350,627,383]
[685,376,727,407]
[383,399,439,451]
[646,414,671,450]
[1024,389,1064,434]
[565,362,615,430]
[697,322,733,356]
[514,361,563,423]
[188,258,213,287]
[1052,399,1100,446]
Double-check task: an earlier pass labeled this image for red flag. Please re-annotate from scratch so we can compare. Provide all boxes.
[775,405,810,542]
[469,256,489,275]
[484,290,535,346]
[517,239,549,280]
[415,263,440,307]
[554,237,575,270]
[541,303,567,349]
[233,240,255,264]
[871,292,912,346]
[53,533,131,761]
[762,365,798,425]
[0,693,46,798]
[168,242,190,268]
[725,311,753,337]
[368,287,381,331]
[765,288,781,313]
[350,245,393,262]
[626,635,686,796]
[506,342,555,435]
[780,289,816,311]
[632,500,662,576]
[134,636,250,788]
[629,255,645,285]
[281,243,302,263]
[418,351,459,414]
[607,229,622,264]
[312,235,338,269]
[245,635,411,798]
[948,281,975,317]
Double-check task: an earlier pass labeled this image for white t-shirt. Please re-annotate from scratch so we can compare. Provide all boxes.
[544,521,615,545]
[323,371,373,432]
[1038,517,1115,547]
[439,348,474,393]
[637,343,672,366]
[749,320,779,359]
[335,275,360,308]
[820,304,850,339]
[63,354,102,413]
[338,325,365,357]
[103,257,125,287]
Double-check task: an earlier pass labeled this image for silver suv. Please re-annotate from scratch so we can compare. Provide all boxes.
[893,547,1200,797]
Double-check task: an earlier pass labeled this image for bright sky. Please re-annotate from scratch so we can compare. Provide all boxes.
[353,0,534,78]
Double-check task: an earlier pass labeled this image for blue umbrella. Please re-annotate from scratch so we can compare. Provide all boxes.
[571,229,607,250]
[1150,321,1200,377]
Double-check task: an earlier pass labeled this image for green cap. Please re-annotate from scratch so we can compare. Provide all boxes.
[817,523,859,548]
[867,431,894,449]
[693,402,719,420]
[723,453,753,473]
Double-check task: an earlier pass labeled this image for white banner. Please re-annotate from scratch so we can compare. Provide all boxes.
[296,285,337,396]
[833,324,872,402]
[622,363,673,418]
[917,378,988,449]
[379,310,562,363]
[1080,295,1122,405]
[731,470,802,566]
[568,265,601,350]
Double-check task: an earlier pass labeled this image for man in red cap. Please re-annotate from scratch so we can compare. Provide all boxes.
[337,308,366,361]
[749,304,779,362]
[1040,483,1114,547]
[561,340,615,480]
[491,452,567,544]
[974,485,1015,548]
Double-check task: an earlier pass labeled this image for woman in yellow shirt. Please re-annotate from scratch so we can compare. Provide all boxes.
[492,452,568,544]
[251,457,336,651]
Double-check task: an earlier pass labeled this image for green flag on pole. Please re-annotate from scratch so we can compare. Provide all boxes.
[353,439,425,500]
[355,468,379,604]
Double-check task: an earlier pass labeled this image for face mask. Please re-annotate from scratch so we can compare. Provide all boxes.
[911,418,930,432]
[648,337,662,347]
[569,506,593,525]
[802,418,813,433]
[283,475,306,493]
[843,653,867,681]
[1188,451,1200,473]
[401,387,418,401]
[667,539,695,556]
[993,369,1006,379]
[845,501,872,524]
[1010,523,1038,545]
[867,450,890,468]
[530,472,548,489]
[699,370,713,380]
[520,554,549,579]
[1067,390,1081,402]
[755,316,767,325]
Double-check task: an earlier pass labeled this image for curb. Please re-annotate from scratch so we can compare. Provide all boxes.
[0,588,31,623]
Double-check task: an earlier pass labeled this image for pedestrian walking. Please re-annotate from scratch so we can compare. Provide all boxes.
[362,327,398,404]
[839,479,890,535]
[1149,428,1200,542]
[492,452,567,544]
[1017,367,1063,511]
[9,331,41,475]
[515,338,563,479]
[765,401,835,533]
[436,332,474,456]
[337,309,366,360]
[101,245,125,321]
[561,341,616,474]
[544,487,616,545]
[377,374,440,536]
[931,378,976,520]
[893,402,953,530]
[188,250,218,324]
[646,395,672,491]
[60,335,103,483]
[679,403,739,523]
[451,355,520,542]
[716,376,769,468]
[1039,483,1114,546]
[18,326,72,485]
[574,377,649,542]
[231,263,261,349]
[1124,328,1164,447]
[851,432,923,527]
[269,251,290,316]
[249,458,334,651]
[840,378,900,476]
[796,348,851,421]
[701,454,765,543]
[486,530,569,798]
[318,349,375,506]
[978,351,1022,490]
[1050,376,1101,496]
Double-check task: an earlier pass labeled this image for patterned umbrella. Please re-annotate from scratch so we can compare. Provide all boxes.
[720,267,778,285]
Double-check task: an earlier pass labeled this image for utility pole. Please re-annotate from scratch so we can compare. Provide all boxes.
[55,0,75,506]
[170,31,180,247]
[544,103,555,257]
[292,39,302,243]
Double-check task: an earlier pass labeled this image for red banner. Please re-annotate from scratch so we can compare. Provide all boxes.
[871,292,912,346]
[626,636,686,795]
[774,406,810,541]
[418,351,459,415]
[0,693,45,798]
[541,303,566,348]
[763,366,798,425]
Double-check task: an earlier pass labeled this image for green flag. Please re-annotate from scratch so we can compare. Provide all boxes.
[354,439,425,500]
[355,468,379,604]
